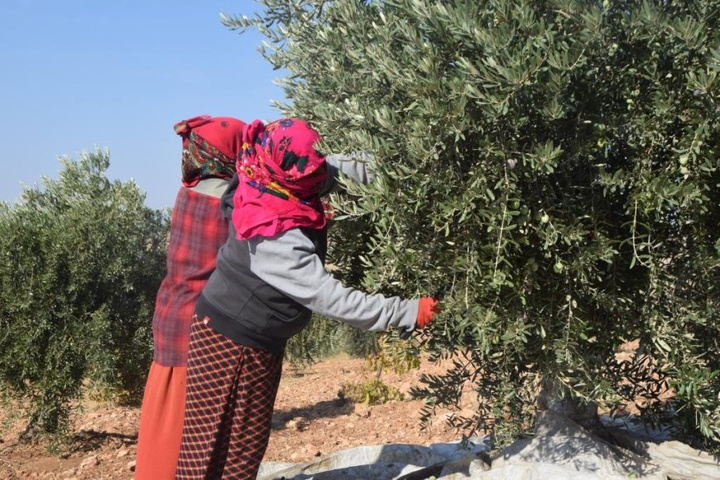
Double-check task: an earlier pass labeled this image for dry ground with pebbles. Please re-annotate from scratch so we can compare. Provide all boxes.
[0,355,471,480]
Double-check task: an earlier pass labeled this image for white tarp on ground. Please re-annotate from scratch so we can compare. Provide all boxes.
[259,412,720,480]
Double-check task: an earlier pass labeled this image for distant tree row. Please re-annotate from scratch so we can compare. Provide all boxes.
[0,151,169,435]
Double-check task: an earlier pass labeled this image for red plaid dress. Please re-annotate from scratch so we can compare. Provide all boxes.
[152,187,228,367]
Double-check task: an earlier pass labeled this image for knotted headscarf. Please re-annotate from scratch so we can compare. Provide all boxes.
[232,118,329,240]
[174,115,246,187]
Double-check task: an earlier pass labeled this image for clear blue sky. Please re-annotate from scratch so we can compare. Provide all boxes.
[0,0,283,209]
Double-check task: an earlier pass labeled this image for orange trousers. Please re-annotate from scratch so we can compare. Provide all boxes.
[135,362,187,480]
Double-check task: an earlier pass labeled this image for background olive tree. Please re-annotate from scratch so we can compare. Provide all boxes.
[227,0,720,449]
[0,151,169,436]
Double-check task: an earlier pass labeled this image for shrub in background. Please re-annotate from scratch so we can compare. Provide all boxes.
[339,378,405,406]
[285,314,378,364]
[0,151,169,435]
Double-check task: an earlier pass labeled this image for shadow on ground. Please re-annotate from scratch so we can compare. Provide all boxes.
[271,398,353,430]
[66,429,137,455]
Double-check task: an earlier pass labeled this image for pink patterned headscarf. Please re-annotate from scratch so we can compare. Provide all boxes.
[232,119,329,240]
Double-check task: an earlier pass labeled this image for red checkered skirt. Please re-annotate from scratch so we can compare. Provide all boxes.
[175,315,283,479]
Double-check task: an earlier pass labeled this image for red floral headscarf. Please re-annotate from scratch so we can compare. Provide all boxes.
[174,115,246,187]
[232,119,329,240]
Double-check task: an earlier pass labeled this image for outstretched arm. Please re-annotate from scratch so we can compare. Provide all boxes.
[320,152,375,195]
[247,228,418,332]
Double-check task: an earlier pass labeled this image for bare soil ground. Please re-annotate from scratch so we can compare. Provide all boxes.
[0,355,470,480]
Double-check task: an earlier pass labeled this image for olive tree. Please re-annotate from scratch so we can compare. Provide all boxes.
[0,151,169,435]
[227,0,720,448]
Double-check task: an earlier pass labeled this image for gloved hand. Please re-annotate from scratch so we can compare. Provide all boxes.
[416,297,441,329]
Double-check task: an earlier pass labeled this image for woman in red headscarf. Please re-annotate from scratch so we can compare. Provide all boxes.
[134,115,245,480]
[174,119,439,480]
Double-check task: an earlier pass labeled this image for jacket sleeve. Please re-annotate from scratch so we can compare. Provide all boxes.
[320,152,375,195]
[247,229,418,332]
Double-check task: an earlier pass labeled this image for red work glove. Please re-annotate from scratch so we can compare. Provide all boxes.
[416,297,440,330]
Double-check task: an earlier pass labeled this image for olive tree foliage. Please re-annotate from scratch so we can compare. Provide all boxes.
[285,314,376,363]
[0,151,169,435]
[226,0,720,447]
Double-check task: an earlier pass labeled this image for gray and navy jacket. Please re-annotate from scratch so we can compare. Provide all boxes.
[197,154,419,353]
